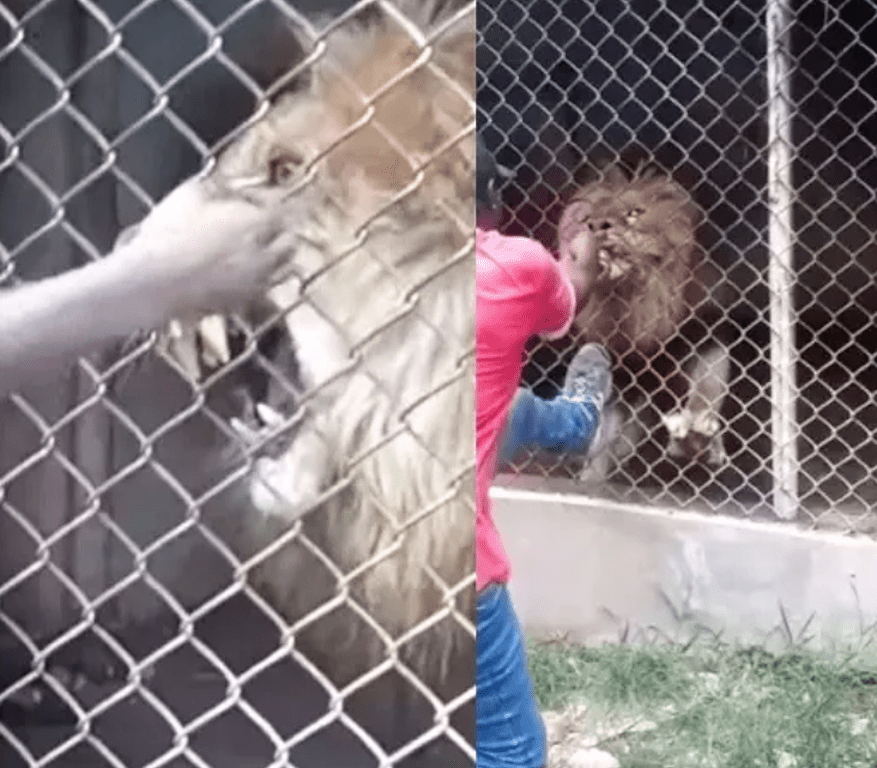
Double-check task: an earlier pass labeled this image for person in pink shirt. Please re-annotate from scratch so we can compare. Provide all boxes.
[476,133,613,768]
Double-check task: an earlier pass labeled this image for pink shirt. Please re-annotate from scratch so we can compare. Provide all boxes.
[476,227,577,590]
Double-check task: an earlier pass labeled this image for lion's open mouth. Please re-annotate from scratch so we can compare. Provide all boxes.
[598,247,635,280]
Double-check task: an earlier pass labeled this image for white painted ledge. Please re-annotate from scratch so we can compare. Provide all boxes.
[490,486,877,659]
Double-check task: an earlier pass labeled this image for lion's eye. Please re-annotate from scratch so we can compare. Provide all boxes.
[268,151,303,185]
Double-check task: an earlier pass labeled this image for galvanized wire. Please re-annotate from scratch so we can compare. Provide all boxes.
[478,0,877,536]
[0,0,475,765]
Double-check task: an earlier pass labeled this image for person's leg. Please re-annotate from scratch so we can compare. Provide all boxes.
[499,343,613,464]
[499,388,598,463]
[476,585,546,768]
[479,345,613,765]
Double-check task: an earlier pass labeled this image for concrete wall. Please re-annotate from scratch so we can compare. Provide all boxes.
[493,485,877,658]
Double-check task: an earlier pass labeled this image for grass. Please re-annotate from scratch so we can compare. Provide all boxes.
[529,638,877,768]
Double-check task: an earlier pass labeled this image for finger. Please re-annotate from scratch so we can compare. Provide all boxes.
[558,199,595,243]
[163,322,202,380]
[262,227,299,287]
[567,230,594,262]
[197,315,231,368]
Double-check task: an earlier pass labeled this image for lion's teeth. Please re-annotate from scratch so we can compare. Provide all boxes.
[230,417,258,442]
[256,402,284,427]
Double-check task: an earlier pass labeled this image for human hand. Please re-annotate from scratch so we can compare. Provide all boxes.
[557,221,599,311]
[114,177,296,320]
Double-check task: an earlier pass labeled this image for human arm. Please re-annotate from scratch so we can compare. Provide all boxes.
[557,228,599,315]
[0,177,292,396]
[526,227,598,342]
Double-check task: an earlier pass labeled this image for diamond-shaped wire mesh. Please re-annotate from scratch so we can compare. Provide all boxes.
[0,1,475,766]
[478,0,877,534]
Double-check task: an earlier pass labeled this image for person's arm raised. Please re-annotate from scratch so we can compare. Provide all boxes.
[0,178,293,396]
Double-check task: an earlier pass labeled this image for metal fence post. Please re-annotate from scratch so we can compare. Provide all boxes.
[766,0,799,521]
[480,0,875,534]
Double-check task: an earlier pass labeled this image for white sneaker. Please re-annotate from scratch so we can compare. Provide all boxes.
[561,343,614,457]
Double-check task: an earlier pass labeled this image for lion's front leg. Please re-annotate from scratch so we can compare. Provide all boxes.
[661,343,731,468]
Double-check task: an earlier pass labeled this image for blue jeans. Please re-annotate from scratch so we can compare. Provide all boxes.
[499,388,600,464]
[477,391,598,766]
[476,585,546,768]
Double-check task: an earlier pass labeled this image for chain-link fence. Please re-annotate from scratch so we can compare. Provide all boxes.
[0,1,476,766]
[478,0,877,536]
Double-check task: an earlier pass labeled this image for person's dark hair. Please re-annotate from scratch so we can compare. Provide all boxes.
[476,133,513,217]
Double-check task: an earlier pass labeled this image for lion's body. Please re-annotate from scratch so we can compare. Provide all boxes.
[549,156,734,484]
[205,0,477,737]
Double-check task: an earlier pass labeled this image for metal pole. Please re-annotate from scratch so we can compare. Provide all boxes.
[766,0,798,521]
